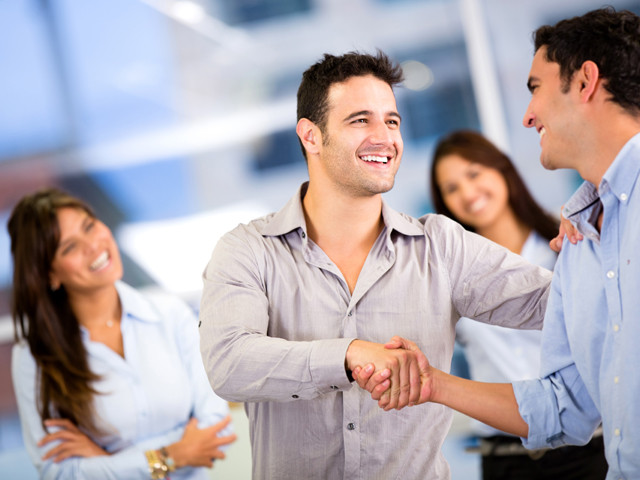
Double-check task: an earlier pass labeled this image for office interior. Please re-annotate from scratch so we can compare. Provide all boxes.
[1,0,637,478]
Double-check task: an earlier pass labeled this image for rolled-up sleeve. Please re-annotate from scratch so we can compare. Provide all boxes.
[514,364,601,449]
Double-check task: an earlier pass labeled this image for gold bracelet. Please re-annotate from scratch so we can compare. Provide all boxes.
[145,449,169,480]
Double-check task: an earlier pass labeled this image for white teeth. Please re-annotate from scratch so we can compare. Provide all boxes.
[539,127,546,140]
[469,197,487,213]
[90,251,109,271]
[361,155,388,163]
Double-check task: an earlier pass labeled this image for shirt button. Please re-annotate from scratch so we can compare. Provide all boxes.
[614,376,619,384]
[301,232,306,238]
[347,423,356,430]
[292,394,299,399]
[606,270,615,279]
[614,428,620,436]
[330,385,339,390]
[347,311,353,317]
[613,324,620,332]
[620,193,628,201]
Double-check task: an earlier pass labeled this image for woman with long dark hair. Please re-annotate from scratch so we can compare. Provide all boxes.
[9,188,236,479]
[431,130,606,480]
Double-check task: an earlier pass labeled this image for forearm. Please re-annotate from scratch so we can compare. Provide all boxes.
[431,369,528,438]
[201,328,354,402]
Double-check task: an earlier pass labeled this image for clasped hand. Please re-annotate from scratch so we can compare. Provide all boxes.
[346,336,434,410]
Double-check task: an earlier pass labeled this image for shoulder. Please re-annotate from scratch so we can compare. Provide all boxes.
[418,212,467,235]
[117,282,196,326]
[524,232,558,270]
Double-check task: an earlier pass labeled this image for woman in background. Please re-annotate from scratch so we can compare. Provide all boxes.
[430,130,606,480]
[9,188,236,479]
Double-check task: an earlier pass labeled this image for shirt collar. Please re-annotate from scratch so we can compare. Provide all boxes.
[258,182,424,238]
[115,281,160,323]
[564,132,640,220]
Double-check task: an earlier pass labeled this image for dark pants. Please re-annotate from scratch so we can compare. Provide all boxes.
[481,435,607,480]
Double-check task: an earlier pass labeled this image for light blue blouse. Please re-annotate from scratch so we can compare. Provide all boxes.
[12,281,230,479]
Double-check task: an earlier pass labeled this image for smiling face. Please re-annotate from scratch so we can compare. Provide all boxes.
[522,47,583,171]
[435,154,511,231]
[49,207,123,295]
[314,74,403,197]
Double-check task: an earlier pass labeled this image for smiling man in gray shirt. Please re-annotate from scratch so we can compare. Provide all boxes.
[199,51,551,480]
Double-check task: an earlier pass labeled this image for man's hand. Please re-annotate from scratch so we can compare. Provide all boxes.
[39,419,108,462]
[346,337,430,410]
[550,208,582,252]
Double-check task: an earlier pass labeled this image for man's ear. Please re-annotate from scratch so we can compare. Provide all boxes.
[576,60,600,103]
[296,118,322,156]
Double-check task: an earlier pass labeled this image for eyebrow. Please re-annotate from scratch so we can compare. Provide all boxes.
[343,110,403,123]
[57,214,91,251]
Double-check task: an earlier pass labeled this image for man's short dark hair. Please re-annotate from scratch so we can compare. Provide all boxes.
[534,6,640,115]
[296,50,403,158]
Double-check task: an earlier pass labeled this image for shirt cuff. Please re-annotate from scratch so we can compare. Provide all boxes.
[513,378,562,449]
[309,338,356,394]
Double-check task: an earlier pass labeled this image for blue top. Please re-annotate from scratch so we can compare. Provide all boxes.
[514,132,640,479]
[12,281,230,479]
[456,231,556,436]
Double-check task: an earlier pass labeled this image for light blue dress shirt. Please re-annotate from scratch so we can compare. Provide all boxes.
[12,281,230,479]
[514,132,640,479]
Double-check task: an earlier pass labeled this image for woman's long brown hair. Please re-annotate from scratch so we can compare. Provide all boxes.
[430,130,559,241]
[8,188,104,435]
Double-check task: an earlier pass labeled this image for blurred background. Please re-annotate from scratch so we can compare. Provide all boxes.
[1,0,638,478]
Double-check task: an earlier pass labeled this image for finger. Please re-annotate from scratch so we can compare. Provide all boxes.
[211,449,227,460]
[396,352,411,410]
[44,418,79,433]
[379,388,392,410]
[353,364,375,389]
[212,415,232,434]
[364,368,390,392]
[184,417,199,432]
[216,433,238,447]
[42,442,71,461]
[408,355,420,407]
[371,379,390,401]
[383,336,405,349]
[38,430,78,447]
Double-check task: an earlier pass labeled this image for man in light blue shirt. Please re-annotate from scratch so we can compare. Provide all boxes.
[354,7,640,479]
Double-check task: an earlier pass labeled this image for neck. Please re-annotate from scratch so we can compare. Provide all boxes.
[578,111,640,187]
[303,180,384,248]
[67,284,121,330]
[476,210,530,254]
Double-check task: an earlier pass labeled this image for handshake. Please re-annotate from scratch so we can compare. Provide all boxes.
[346,336,436,411]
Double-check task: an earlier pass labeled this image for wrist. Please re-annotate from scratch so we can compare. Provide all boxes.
[344,339,363,372]
[164,443,185,470]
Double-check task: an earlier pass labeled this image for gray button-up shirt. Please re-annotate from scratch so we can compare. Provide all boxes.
[200,183,551,480]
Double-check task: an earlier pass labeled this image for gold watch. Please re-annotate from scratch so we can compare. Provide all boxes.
[145,449,170,480]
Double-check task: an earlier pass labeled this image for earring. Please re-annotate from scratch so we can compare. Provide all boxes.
[50,283,60,292]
